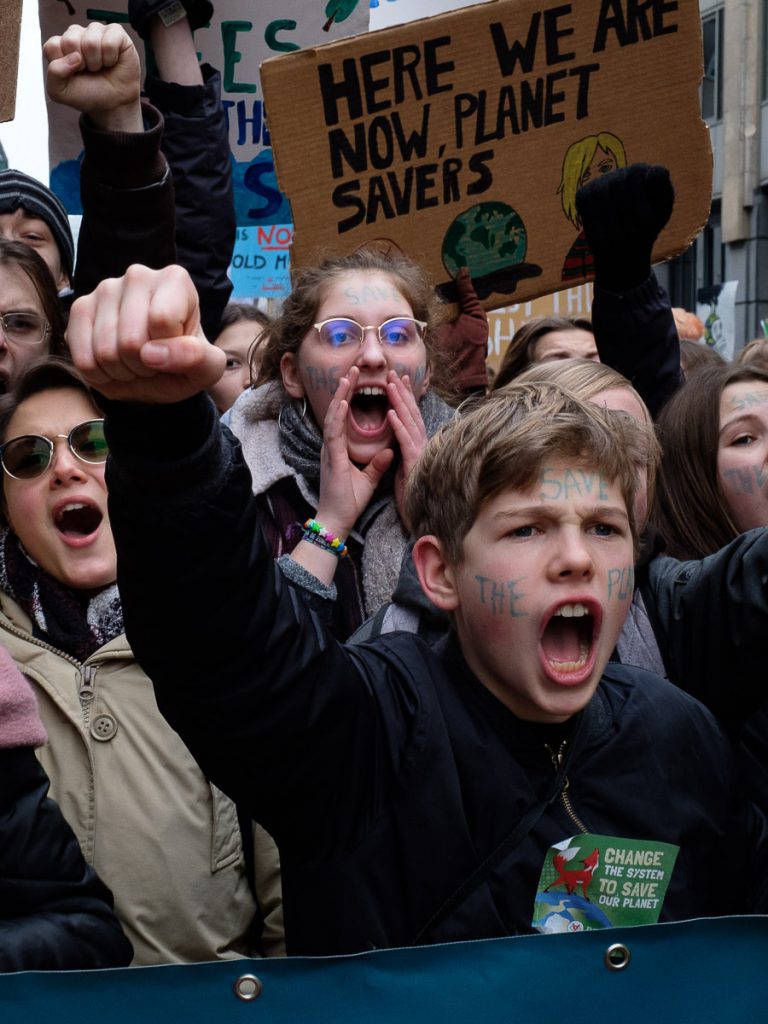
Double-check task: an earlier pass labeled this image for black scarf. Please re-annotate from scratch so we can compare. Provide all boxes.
[0,529,123,662]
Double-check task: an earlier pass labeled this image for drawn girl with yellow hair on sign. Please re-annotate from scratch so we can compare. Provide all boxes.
[558,131,627,281]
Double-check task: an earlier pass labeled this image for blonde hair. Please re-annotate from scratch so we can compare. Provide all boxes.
[513,358,659,517]
[557,133,627,229]
[736,337,768,371]
[406,380,656,565]
[515,359,647,418]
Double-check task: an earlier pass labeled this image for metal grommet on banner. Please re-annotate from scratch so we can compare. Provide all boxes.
[604,942,631,971]
[234,974,263,1001]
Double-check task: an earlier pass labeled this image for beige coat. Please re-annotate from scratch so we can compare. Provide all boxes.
[0,593,284,964]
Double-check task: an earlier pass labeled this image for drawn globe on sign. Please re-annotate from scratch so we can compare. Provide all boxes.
[438,200,542,302]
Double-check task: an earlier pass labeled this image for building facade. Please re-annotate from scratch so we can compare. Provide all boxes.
[658,0,768,352]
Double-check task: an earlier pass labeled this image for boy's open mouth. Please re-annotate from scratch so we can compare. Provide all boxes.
[539,601,599,684]
[349,386,390,434]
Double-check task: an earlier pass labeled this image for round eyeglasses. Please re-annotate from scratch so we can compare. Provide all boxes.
[313,317,427,349]
[0,420,108,480]
[0,312,51,347]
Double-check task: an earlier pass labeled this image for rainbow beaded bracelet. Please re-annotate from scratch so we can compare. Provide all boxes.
[302,518,348,558]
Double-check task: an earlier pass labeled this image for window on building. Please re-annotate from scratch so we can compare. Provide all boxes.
[702,9,723,121]
[666,203,723,312]
[763,0,768,101]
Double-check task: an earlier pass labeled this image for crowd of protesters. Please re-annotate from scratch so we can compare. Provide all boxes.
[3,1,768,974]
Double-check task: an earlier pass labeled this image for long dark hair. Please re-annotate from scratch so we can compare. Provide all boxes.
[0,240,67,357]
[493,315,593,391]
[652,363,768,559]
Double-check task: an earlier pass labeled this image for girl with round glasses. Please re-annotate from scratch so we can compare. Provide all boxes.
[0,240,66,394]
[0,358,282,964]
[228,246,454,639]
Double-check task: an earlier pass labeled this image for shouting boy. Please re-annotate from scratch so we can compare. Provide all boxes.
[68,264,768,955]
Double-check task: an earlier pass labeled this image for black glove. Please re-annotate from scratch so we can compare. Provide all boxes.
[128,0,213,39]
[576,163,674,293]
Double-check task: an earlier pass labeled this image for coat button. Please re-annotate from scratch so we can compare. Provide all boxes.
[90,714,118,742]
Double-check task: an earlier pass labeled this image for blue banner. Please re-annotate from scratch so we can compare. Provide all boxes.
[2,916,767,1023]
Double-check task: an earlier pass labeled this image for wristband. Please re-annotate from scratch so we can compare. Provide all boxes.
[302,519,348,558]
[158,0,188,26]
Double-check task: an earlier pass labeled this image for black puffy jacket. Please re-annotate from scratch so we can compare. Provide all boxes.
[0,746,132,971]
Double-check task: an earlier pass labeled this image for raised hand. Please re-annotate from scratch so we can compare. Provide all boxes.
[386,370,428,526]
[44,22,142,132]
[67,264,226,404]
[315,366,395,537]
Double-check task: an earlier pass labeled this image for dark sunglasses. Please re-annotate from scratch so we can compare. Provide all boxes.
[0,420,108,480]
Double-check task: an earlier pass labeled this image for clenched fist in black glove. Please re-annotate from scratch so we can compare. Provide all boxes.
[576,163,675,293]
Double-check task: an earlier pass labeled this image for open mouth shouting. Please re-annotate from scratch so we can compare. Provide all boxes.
[539,600,602,686]
[52,498,104,547]
[348,384,391,437]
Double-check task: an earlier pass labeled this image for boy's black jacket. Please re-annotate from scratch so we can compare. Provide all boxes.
[103,394,768,956]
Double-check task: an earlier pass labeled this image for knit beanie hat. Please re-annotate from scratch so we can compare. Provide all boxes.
[0,169,75,279]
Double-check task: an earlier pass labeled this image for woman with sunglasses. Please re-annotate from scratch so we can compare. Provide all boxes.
[0,358,283,964]
[228,245,454,639]
[0,240,66,393]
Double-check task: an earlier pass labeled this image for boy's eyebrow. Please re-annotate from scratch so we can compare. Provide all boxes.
[492,504,629,522]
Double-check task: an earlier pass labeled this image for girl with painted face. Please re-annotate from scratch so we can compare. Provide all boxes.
[654,363,768,558]
[228,245,454,639]
[0,358,282,965]
[650,362,768,812]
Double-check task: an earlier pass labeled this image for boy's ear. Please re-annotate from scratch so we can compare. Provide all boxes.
[412,535,459,611]
[280,352,305,399]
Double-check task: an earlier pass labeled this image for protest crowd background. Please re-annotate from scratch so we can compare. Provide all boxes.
[3,0,768,999]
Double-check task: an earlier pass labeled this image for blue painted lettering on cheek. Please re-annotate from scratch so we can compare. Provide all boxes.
[475,575,528,616]
[304,366,342,394]
[722,467,754,495]
[607,566,634,601]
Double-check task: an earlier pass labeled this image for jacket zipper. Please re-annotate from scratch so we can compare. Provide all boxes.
[546,740,589,834]
[79,665,96,727]
[0,617,124,730]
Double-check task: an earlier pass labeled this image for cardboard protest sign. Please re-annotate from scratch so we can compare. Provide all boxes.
[261,0,712,310]
[0,0,23,124]
[37,0,369,299]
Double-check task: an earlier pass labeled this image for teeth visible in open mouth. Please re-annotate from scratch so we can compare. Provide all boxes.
[56,502,88,522]
[356,386,385,396]
[553,603,590,619]
[548,644,590,672]
[545,603,593,671]
[54,502,102,537]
